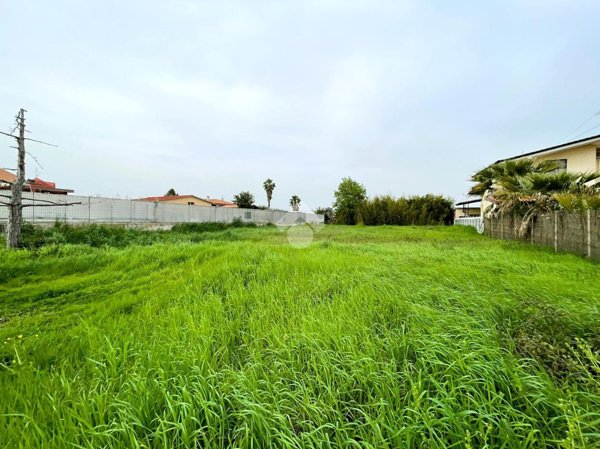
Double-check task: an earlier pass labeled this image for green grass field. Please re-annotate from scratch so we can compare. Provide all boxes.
[1,225,599,448]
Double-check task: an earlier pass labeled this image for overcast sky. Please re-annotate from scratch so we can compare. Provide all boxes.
[1,0,600,211]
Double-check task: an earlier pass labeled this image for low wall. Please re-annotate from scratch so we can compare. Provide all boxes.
[0,192,324,227]
[454,217,484,233]
[484,211,600,260]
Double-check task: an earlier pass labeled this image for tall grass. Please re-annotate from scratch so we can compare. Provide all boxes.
[0,226,598,448]
[14,221,266,249]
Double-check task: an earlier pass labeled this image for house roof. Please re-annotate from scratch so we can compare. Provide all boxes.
[0,171,73,194]
[495,133,600,164]
[206,198,237,207]
[455,199,481,206]
[25,177,74,194]
[138,195,206,202]
[30,177,56,189]
[0,168,16,184]
[138,195,238,207]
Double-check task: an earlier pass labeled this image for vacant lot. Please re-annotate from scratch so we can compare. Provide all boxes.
[1,225,599,448]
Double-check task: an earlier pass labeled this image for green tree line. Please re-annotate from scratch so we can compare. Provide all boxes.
[327,177,454,226]
[359,194,454,226]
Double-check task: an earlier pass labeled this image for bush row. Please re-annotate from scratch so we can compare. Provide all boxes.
[16,219,265,249]
[358,194,454,226]
[171,217,258,233]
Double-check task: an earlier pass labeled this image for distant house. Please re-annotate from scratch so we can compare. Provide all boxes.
[137,195,238,207]
[454,199,481,219]
[0,169,15,189]
[469,134,600,217]
[495,133,600,173]
[0,168,74,195]
[204,197,237,208]
[137,195,213,206]
[26,178,74,195]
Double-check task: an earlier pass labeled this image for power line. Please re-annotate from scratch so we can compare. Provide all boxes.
[565,111,598,138]
[565,111,600,140]
[1,130,57,146]
[571,123,600,140]
[24,136,58,147]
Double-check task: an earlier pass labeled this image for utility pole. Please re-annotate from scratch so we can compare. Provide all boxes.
[6,109,26,248]
[1,109,64,249]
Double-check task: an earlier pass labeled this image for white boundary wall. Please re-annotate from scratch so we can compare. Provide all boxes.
[0,192,324,227]
[454,216,484,234]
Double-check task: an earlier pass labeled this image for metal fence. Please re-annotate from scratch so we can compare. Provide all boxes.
[454,216,484,233]
[484,211,600,260]
[0,192,324,227]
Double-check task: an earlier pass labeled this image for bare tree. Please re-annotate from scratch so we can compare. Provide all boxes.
[2,109,26,248]
[0,109,76,248]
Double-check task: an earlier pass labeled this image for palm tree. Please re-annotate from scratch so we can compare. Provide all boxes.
[289,195,301,212]
[482,167,600,236]
[263,179,276,208]
[469,159,559,197]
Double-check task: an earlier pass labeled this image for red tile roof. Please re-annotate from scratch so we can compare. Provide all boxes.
[138,195,201,202]
[26,177,73,194]
[206,198,237,207]
[29,177,56,189]
[0,168,16,184]
[0,171,73,194]
[138,195,238,207]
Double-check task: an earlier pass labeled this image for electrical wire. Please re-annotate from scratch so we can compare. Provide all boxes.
[565,111,600,140]
[571,123,600,140]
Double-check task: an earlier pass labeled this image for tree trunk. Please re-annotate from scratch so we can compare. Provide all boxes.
[6,109,25,249]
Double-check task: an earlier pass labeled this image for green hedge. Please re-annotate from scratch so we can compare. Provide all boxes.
[359,194,454,226]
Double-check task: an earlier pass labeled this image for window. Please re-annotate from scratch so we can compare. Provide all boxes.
[596,148,600,172]
[548,159,567,174]
[187,201,195,205]
[244,211,252,219]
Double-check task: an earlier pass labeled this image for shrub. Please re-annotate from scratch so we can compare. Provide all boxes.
[21,222,163,248]
[314,207,334,224]
[233,191,255,208]
[231,217,256,228]
[171,222,229,233]
[333,178,367,225]
[359,194,454,226]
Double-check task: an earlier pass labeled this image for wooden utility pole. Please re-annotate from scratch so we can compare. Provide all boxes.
[6,109,26,248]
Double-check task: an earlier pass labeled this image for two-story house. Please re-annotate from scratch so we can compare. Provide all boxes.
[495,133,600,172]
[467,133,600,218]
